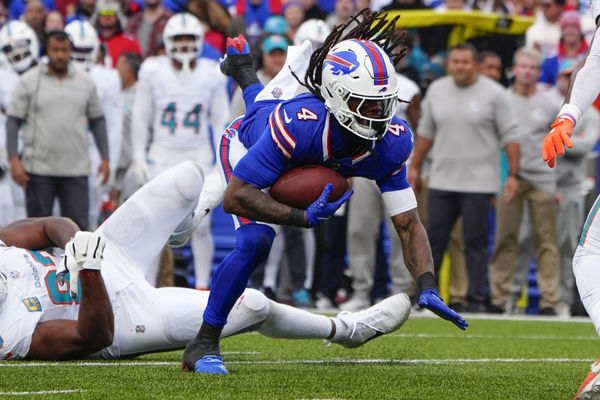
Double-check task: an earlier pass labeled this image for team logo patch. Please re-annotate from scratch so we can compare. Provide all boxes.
[324,51,360,75]
[22,297,42,312]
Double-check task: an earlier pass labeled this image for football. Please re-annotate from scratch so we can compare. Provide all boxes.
[270,165,349,209]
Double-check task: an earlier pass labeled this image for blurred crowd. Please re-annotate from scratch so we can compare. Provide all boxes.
[0,0,598,318]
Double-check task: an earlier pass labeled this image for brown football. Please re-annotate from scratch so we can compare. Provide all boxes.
[269,165,349,209]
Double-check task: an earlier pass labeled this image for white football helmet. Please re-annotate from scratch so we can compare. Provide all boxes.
[163,12,204,73]
[294,19,331,48]
[65,20,100,70]
[320,39,399,141]
[0,21,39,73]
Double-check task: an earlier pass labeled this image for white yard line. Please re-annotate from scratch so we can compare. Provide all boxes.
[0,358,594,368]
[388,333,598,340]
[0,390,85,395]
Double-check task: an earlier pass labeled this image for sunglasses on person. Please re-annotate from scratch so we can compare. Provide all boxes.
[98,9,117,16]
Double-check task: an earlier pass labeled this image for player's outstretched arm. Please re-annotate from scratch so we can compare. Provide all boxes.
[26,268,114,360]
[0,217,78,249]
[391,209,468,330]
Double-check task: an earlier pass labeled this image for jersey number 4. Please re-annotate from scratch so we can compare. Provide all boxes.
[296,107,318,121]
[161,102,203,134]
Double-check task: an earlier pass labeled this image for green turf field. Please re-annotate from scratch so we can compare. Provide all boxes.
[2,315,599,399]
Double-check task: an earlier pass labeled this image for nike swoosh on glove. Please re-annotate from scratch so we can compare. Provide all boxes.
[418,289,468,330]
[305,183,353,227]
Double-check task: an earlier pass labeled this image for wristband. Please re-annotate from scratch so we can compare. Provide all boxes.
[417,271,437,293]
[558,103,583,126]
[289,208,306,227]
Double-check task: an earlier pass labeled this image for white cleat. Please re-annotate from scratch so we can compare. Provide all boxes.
[333,293,411,348]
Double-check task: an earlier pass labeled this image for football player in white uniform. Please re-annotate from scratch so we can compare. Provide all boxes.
[0,21,39,226]
[64,20,123,230]
[0,161,411,361]
[541,6,600,399]
[131,12,229,289]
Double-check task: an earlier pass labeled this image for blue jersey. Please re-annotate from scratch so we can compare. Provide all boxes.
[232,93,414,194]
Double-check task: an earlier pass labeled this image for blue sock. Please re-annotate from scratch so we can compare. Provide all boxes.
[203,224,275,326]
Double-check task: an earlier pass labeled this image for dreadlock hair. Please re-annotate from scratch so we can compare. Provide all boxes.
[297,8,407,101]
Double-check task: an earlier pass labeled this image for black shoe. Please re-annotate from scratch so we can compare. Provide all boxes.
[540,307,557,316]
[448,302,466,313]
[487,304,505,314]
[465,302,487,313]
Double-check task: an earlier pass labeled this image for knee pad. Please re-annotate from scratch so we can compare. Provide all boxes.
[238,288,270,322]
[172,161,204,201]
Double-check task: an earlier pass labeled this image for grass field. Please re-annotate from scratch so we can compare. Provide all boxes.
[2,313,600,399]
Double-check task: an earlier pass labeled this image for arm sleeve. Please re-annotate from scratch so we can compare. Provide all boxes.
[89,116,109,161]
[568,27,600,114]
[566,107,600,157]
[6,116,23,158]
[232,124,289,188]
[130,80,153,164]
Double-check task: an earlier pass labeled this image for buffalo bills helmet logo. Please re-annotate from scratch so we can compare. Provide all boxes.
[324,51,359,75]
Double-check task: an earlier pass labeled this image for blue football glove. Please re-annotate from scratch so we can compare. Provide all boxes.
[220,34,251,74]
[305,184,353,227]
[418,289,468,330]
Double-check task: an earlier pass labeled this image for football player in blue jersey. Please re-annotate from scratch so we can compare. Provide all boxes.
[182,10,468,374]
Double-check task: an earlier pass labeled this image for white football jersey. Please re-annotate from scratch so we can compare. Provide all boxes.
[0,243,79,360]
[132,56,228,168]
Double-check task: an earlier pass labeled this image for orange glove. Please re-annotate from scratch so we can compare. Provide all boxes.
[542,116,574,168]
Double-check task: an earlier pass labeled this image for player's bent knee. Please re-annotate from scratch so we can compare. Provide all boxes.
[172,161,204,201]
[240,288,270,319]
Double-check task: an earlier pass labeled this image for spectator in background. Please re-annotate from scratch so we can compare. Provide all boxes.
[229,0,280,44]
[91,0,142,67]
[115,52,143,202]
[65,0,96,23]
[489,47,560,315]
[24,0,47,45]
[6,30,109,231]
[408,43,521,312]
[478,50,504,83]
[539,10,588,86]
[186,0,233,54]
[9,0,54,21]
[126,0,173,58]
[44,10,65,32]
[282,1,305,42]
[525,0,564,58]
[298,0,328,20]
[325,0,357,32]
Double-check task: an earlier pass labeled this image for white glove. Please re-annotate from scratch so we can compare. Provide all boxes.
[57,231,106,298]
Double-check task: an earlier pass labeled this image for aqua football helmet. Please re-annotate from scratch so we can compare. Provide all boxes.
[0,21,39,73]
[320,39,398,141]
[163,12,204,73]
[65,20,100,70]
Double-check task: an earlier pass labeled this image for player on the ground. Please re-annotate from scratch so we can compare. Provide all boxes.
[0,161,411,361]
[65,20,123,230]
[180,9,468,375]
[0,21,39,226]
[541,5,600,399]
[130,12,228,289]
